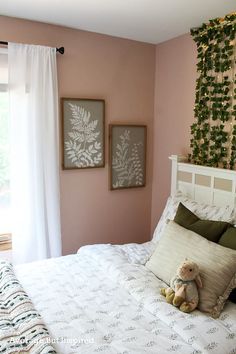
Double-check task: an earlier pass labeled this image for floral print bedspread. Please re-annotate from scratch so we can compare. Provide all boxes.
[15,242,236,354]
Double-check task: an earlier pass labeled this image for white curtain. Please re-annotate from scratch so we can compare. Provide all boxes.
[8,43,62,264]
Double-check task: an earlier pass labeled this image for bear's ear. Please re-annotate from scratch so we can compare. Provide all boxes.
[195,274,203,288]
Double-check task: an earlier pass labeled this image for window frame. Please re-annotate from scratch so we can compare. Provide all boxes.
[0,47,11,247]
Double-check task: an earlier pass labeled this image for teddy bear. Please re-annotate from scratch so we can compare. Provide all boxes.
[160,259,202,313]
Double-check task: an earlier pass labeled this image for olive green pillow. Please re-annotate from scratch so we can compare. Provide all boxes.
[219,227,236,250]
[219,227,236,303]
[174,202,231,242]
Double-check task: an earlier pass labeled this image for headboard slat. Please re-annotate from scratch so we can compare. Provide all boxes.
[169,155,236,207]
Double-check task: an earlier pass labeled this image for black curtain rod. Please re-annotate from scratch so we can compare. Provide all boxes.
[0,41,64,54]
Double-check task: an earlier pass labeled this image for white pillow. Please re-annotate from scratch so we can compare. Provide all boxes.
[152,191,235,243]
[146,221,236,318]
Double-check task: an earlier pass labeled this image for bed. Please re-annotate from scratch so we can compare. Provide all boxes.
[2,155,236,354]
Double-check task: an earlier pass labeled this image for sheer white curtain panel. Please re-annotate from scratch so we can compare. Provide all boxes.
[8,43,62,264]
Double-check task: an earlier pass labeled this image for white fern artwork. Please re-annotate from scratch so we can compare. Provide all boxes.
[64,102,103,168]
[112,128,145,189]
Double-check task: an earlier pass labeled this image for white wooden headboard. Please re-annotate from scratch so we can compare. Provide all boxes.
[169,155,236,208]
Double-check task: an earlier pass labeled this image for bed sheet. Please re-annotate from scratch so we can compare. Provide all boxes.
[15,242,236,354]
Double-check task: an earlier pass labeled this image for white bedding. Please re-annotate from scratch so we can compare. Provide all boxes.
[15,242,236,354]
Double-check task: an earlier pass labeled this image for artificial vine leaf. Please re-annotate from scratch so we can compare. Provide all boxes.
[189,12,236,169]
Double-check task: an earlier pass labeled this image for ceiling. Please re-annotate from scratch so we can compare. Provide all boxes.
[1,0,236,44]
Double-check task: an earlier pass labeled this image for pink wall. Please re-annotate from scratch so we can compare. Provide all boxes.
[0,15,199,248]
[151,34,197,232]
[0,16,155,254]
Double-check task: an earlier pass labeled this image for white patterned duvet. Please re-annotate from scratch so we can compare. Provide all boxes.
[15,242,236,354]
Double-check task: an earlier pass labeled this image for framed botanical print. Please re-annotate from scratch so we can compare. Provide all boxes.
[109,124,147,190]
[61,98,105,169]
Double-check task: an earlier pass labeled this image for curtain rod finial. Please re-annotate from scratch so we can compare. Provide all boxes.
[57,47,64,54]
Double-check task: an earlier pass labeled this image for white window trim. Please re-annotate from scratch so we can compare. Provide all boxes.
[0,84,8,92]
[0,50,10,239]
[0,47,8,92]
[0,47,8,54]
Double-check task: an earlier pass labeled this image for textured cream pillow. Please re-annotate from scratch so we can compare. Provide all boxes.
[146,221,236,318]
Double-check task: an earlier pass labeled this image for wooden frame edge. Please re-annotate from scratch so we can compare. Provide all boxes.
[60,97,105,170]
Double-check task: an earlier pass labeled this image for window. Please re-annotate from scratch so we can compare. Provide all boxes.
[0,48,11,237]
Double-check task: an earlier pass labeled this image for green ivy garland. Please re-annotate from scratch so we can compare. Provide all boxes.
[189,13,236,169]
